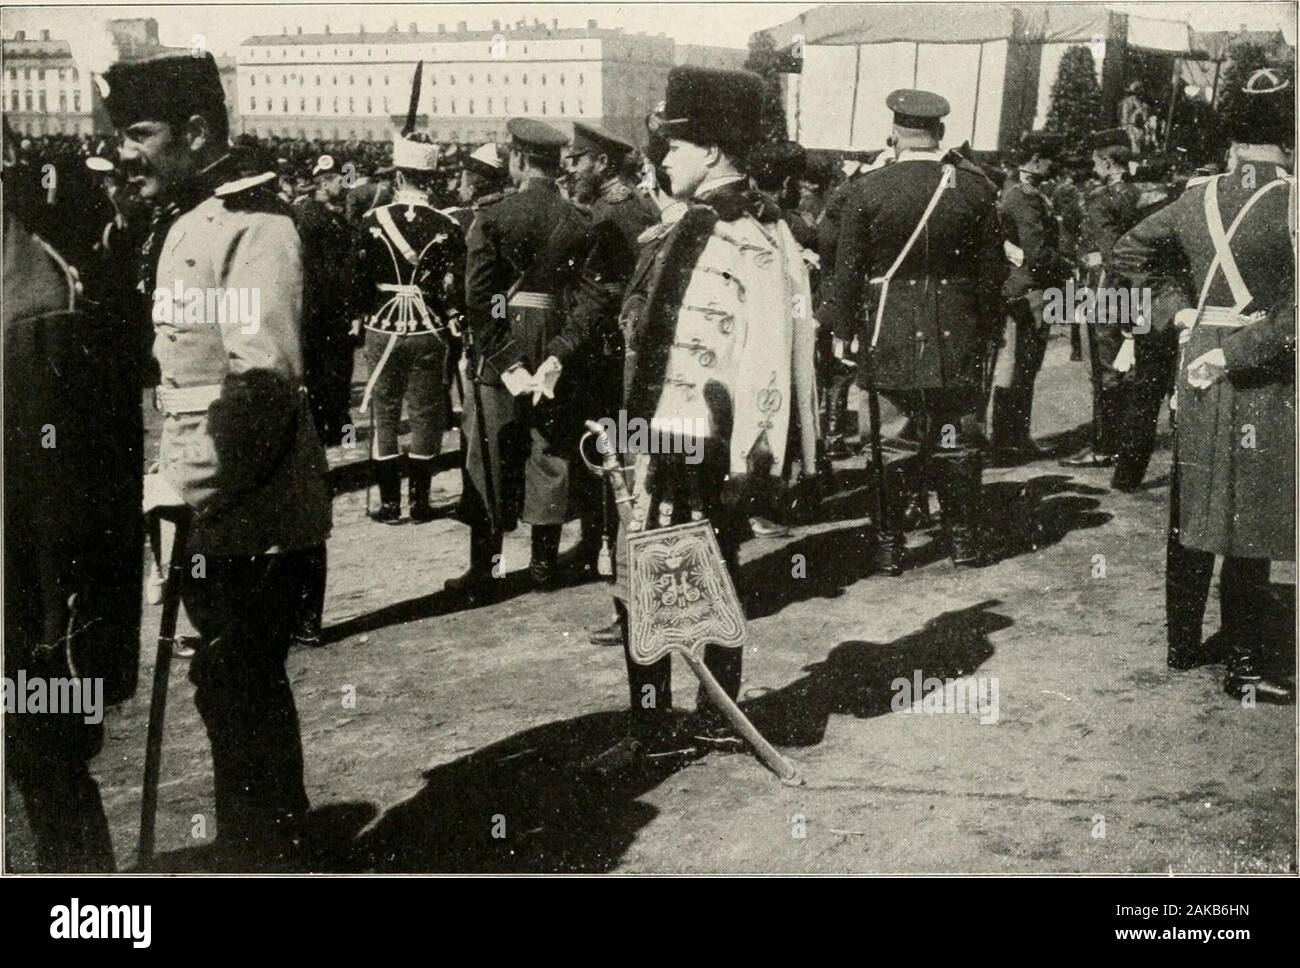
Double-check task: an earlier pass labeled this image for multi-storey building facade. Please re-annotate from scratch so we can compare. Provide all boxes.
[237,19,684,145]
[3,29,95,136]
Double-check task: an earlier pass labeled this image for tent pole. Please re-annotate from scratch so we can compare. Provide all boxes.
[1163,57,1180,152]
[849,44,862,145]
[971,41,984,147]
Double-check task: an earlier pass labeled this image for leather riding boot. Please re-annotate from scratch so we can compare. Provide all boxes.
[444,525,503,595]
[530,524,562,589]
[936,453,986,567]
[408,456,436,523]
[369,459,403,524]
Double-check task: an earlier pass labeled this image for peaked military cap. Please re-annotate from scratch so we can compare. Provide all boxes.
[506,118,569,162]
[651,66,764,154]
[101,51,227,132]
[885,89,950,128]
[1231,67,1294,147]
[570,121,633,161]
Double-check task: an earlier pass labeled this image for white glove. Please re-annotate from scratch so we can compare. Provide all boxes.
[500,363,535,397]
[531,355,562,404]
[1111,336,1136,374]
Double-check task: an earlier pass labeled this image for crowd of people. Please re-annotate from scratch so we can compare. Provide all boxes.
[3,48,1294,872]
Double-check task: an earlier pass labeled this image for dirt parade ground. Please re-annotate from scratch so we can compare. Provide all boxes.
[5,337,1295,873]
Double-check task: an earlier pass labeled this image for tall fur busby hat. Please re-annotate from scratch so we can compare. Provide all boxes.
[650,66,765,159]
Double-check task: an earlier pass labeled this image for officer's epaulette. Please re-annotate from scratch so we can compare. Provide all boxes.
[941,150,989,182]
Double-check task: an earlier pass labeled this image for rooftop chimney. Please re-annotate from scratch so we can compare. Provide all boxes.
[409,22,417,33]
[552,19,559,30]
[437,23,446,34]
[359,24,366,35]
[14,30,25,41]
[281,26,287,35]
[324,25,330,34]
[587,19,597,29]
[492,19,500,31]
[457,21,467,32]
[40,29,50,41]
[297,26,303,35]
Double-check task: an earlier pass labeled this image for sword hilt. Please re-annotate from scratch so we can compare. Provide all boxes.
[581,420,637,530]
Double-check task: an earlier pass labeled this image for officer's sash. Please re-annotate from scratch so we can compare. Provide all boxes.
[868,164,955,349]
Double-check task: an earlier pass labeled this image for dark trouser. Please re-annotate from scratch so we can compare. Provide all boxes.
[6,713,114,872]
[365,329,448,459]
[182,549,315,844]
[1114,330,1176,489]
[1166,432,1270,670]
[1086,323,1127,456]
[880,388,984,550]
[990,302,1049,447]
[294,544,328,640]
[612,450,746,737]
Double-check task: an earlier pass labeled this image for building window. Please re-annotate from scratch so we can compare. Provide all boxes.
[7,69,14,80]
[250,96,256,110]
[560,74,565,85]
[282,98,288,112]
[432,97,438,113]
[349,97,354,112]
[522,73,527,85]
[541,101,547,115]
[503,74,509,85]
[559,101,564,114]
[487,97,492,113]
[382,97,388,112]
[450,100,456,114]
[24,69,30,80]
[71,68,78,81]
[468,99,474,114]
[251,75,256,87]
[300,98,306,111]
[23,91,31,110]
[449,76,455,86]
[349,75,354,85]
[541,75,546,86]
[315,75,321,85]
[522,99,528,112]
[384,75,389,85]
[10,92,18,111]
[469,75,474,84]
[367,76,372,86]
[38,92,46,112]
[58,69,65,81]
[366,98,372,113]
[58,93,66,112]
[73,91,80,111]
[38,69,45,81]
[333,97,339,113]
[579,74,584,85]
[316,97,321,111]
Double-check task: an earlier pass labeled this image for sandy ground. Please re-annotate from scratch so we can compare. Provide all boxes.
[6,337,1296,873]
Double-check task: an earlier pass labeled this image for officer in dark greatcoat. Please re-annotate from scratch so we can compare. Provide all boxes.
[1061,128,1143,469]
[563,121,658,584]
[1113,68,1295,703]
[350,132,466,524]
[818,89,1006,571]
[451,119,592,593]
[3,128,142,871]
[991,131,1068,463]
[108,51,333,864]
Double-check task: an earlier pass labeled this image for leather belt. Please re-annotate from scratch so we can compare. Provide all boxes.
[510,291,557,311]
[156,383,221,416]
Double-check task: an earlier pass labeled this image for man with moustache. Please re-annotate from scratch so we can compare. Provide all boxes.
[106,51,331,865]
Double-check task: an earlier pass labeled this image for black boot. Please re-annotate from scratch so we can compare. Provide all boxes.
[369,459,403,524]
[824,382,854,461]
[988,387,1019,464]
[530,524,562,590]
[1221,557,1292,703]
[444,525,503,597]
[408,456,436,523]
[936,454,987,567]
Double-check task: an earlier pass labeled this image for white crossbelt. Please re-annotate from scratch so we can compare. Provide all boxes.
[156,383,222,416]
[509,291,557,311]
[868,163,955,349]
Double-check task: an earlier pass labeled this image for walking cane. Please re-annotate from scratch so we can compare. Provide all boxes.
[138,508,191,868]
